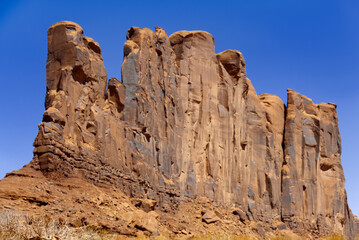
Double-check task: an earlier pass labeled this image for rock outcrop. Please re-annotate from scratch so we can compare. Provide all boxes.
[0,21,357,239]
[281,90,358,237]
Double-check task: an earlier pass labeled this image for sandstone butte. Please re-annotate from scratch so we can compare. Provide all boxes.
[0,21,358,239]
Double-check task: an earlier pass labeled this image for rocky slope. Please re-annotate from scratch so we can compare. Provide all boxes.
[0,21,358,239]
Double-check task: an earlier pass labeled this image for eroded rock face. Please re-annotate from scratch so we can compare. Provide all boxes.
[34,21,107,176]
[1,21,357,238]
[281,89,358,237]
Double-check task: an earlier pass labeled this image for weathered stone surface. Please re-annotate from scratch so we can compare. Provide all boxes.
[281,89,358,238]
[202,210,220,224]
[132,198,157,213]
[233,209,247,223]
[0,21,357,239]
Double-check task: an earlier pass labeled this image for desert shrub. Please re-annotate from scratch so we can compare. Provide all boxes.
[0,210,20,239]
[0,210,73,240]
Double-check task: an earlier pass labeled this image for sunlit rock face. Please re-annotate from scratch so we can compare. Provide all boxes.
[281,89,358,236]
[4,21,358,238]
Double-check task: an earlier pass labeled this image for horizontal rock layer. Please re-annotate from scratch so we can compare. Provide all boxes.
[1,21,358,238]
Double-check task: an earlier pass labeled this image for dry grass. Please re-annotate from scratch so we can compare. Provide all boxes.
[319,233,345,240]
[188,235,254,240]
[0,210,125,240]
[0,210,73,239]
[271,237,292,240]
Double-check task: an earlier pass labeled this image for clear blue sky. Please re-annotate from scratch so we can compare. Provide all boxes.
[0,0,358,215]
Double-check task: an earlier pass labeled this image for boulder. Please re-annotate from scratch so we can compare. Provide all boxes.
[202,211,220,224]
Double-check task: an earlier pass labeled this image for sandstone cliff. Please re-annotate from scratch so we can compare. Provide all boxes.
[0,21,357,239]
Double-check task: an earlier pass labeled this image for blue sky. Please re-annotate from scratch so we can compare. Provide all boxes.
[0,0,358,215]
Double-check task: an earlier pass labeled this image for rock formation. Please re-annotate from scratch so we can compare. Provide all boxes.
[281,90,358,237]
[0,21,357,239]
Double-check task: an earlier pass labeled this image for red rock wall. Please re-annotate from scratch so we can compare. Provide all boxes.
[31,21,358,238]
